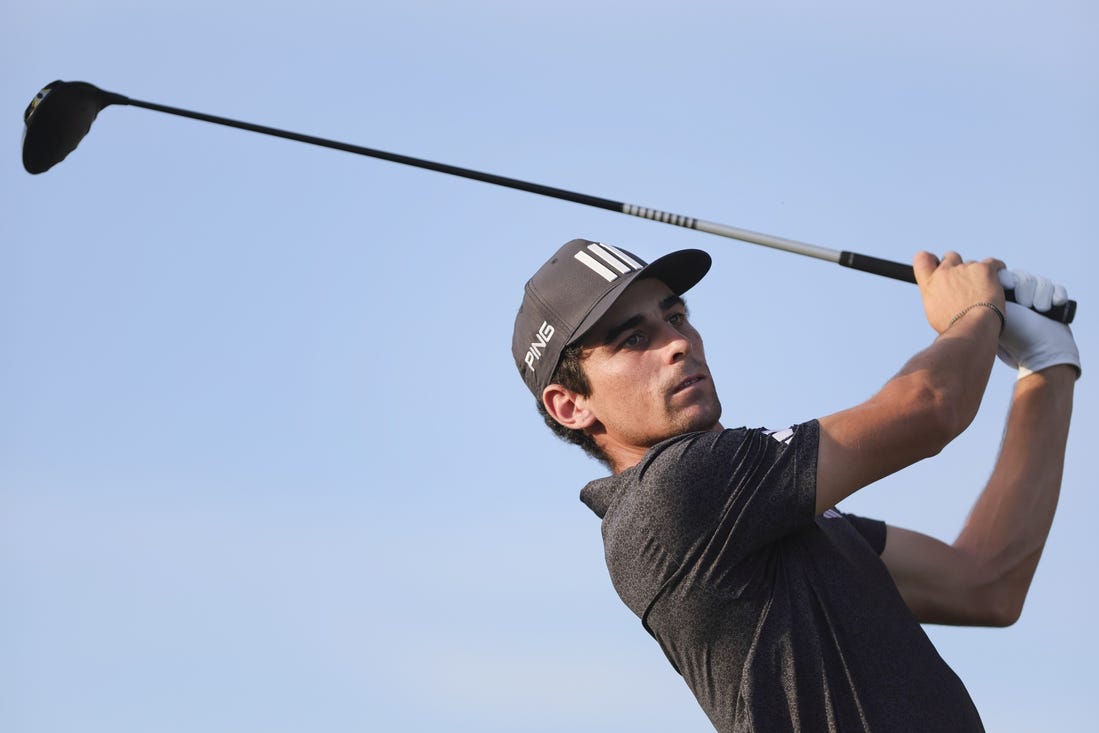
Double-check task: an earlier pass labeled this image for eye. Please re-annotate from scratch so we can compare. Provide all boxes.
[621,332,646,348]
[669,312,687,326]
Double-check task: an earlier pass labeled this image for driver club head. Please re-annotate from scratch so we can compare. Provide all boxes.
[23,80,119,174]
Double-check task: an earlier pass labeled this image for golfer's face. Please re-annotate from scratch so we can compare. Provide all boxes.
[579,278,721,449]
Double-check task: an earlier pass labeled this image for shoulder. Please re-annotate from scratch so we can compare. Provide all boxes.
[580,422,819,520]
[634,422,818,514]
[640,421,818,483]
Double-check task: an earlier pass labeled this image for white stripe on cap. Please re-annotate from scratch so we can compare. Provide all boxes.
[574,250,619,281]
[588,243,635,274]
[574,242,644,282]
[596,242,643,270]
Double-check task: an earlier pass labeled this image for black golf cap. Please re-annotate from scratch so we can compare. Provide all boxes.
[513,238,711,398]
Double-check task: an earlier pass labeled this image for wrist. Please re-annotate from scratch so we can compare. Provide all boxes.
[1018,362,1081,384]
[948,301,1005,334]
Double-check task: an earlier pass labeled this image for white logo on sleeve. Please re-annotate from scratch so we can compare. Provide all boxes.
[765,427,795,444]
[765,426,843,519]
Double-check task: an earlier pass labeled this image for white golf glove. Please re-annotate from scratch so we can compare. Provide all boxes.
[997,269,1081,380]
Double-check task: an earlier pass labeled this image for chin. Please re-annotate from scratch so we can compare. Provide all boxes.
[680,401,722,434]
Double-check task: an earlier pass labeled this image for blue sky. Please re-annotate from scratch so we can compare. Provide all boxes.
[3,2,1096,731]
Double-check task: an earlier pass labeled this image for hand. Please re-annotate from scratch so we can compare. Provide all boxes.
[913,251,1006,334]
[997,269,1081,380]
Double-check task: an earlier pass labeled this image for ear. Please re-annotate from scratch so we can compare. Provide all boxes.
[542,384,598,431]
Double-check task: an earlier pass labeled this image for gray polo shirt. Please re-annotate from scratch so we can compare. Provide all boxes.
[580,421,984,732]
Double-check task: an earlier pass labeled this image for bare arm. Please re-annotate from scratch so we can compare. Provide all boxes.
[882,365,1075,625]
[814,251,1005,513]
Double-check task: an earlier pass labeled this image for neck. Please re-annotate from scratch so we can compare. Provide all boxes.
[602,421,724,474]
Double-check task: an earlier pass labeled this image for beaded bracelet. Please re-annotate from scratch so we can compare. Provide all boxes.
[948,302,1005,333]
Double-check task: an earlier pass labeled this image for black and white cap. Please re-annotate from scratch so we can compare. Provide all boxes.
[512,238,711,398]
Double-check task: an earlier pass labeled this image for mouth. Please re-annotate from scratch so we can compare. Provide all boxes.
[671,375,706,394]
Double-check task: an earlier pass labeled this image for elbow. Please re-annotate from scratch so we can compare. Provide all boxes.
[961,563,1027,627]
[975,588,1024,628]
[910,582,1023,627]
[989,607,1022,628]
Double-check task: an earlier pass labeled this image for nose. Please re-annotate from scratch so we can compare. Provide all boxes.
[658,322,691,363]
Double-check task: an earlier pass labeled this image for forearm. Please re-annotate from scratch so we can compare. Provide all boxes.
[815,306,1002,512]
[906,250,1007,438]
[952,365,1075,624]
[893,305,1001,438]
[881,260,1078,626]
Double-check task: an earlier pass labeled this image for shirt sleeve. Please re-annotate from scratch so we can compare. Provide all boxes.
[841,512,888,555]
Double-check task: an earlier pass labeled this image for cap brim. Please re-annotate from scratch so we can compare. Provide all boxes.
[569,248,712,346]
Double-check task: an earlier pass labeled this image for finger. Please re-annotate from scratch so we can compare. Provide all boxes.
[912,251,941,286]
[1032,275,1054,312]
[1052,284,1069,307]
[998,269,1017,289]
[941,251,963,266]
[1013,270,1036,308]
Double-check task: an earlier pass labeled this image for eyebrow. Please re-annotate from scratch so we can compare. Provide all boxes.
[600,294,686,346]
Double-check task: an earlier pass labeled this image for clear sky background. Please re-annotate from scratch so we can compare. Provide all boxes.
[3,2,1096,731]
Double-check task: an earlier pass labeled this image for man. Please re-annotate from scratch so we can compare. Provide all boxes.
[511,238,1079,732]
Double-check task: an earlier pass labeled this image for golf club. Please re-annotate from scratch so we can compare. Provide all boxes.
[22,79,1076,324]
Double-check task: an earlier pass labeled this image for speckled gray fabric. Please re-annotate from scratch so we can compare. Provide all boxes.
[580,422,984,732]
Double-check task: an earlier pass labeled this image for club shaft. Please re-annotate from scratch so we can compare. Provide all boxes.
[120,95,626,210]
[111,93,1075,324]
[122,96,846,262]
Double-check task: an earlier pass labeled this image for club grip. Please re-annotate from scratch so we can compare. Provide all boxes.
[838,251,1077,325]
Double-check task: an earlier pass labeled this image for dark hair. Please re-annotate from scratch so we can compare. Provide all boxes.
[532,343,612,468]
